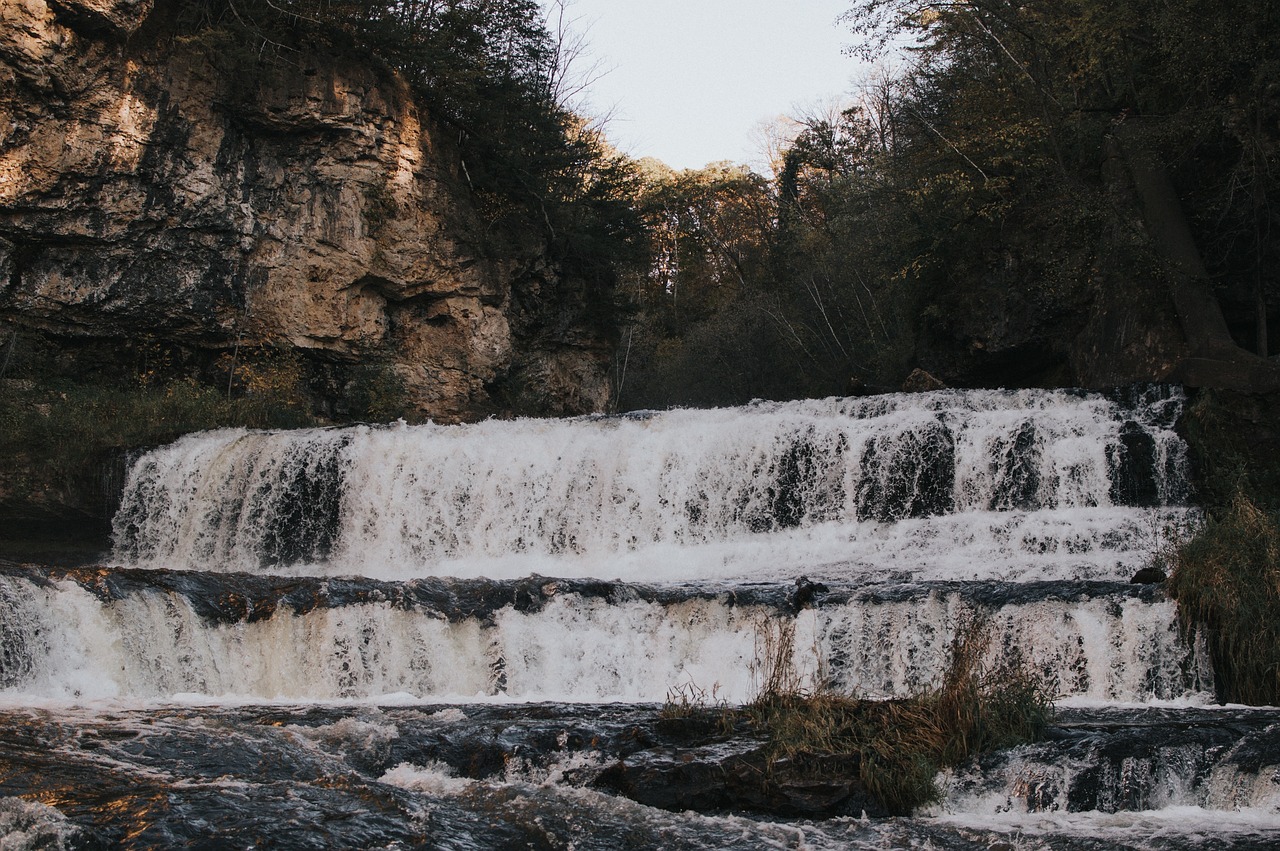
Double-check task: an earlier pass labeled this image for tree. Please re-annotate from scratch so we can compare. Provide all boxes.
[615,161,818,409]
[839,0,1280,385]
[168,0,646,295]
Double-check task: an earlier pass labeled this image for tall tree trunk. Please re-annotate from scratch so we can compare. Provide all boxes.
[1109,128,1235,356]
[1257,276,1268,359]
[1106,126,1280,391]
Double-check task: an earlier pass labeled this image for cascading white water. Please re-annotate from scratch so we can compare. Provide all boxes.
[0,386,1206,706]
[934,708,1280,819]
[11,386,1280,848]
[0,574,1209,704]
[110,388,1191,582]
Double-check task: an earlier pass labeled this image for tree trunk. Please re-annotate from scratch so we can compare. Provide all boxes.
[1106,126,1280,391]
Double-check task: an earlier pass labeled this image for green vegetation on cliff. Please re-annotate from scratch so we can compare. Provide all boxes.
[165,0,645,287]
[0,345,324,547]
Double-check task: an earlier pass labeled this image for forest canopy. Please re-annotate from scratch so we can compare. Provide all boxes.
[613,0,1280,409]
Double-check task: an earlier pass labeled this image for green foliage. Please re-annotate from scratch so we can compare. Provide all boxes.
[616,293,821,410]
[617,0,1280,403]
[1169,493,1280,705]
[833,0,1280,364]
[635,160,775,322]
[614,161,829,409]
[0,359,316,533]
[772,100,931,390]
[345,360,410,422]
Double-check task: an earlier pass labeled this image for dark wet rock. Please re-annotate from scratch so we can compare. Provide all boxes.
[990,420,1043,511]
[845,377,895,397]
[0,563,1170,627]
[1110,420,1161,507]
[4,703,1280,847]
[1215,722,1280,774]
[856,418,956,522]
[1130,566,1167,584]
[902,369,946,393]
[1180,388,1280,509]
[955,706,1280,815]
[832,579,1166,608]
[597,740,883,818]
[787,575,829,611]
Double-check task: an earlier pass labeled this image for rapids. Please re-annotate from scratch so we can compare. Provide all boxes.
[2,386,1278,849]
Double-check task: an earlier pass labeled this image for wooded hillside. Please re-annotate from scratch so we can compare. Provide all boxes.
[615,0,1280,408]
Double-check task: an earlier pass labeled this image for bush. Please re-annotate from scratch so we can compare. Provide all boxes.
[1169,493,1280,705]
[746,617,1052,815]
[655,616,1055,816]
[0,372,316,531]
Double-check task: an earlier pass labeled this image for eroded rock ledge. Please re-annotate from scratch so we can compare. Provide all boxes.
[0,0,612,422]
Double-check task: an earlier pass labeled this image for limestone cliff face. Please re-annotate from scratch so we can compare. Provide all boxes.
[0,0,612,421]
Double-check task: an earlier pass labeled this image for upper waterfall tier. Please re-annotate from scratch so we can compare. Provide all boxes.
[111,387,1191,581]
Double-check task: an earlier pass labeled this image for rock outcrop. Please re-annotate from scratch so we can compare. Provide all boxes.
[0,0,613,422]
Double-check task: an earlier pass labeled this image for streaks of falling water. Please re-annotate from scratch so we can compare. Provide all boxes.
[0,571,1211,704]
[109,388,1191,581]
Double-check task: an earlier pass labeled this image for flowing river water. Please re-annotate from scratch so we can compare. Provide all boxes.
[1,386,1278,848]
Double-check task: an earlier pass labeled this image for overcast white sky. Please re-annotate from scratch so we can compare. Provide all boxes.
[551,0,865,171]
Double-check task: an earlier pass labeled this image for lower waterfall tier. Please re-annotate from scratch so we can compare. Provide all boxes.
[0,566,1209,704]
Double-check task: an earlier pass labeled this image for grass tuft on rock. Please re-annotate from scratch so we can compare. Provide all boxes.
[743,617,1053,815]
[1168,491,1280,705]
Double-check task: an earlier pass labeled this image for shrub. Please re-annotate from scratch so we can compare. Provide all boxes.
[345,360,410,422]
[0,373,316,530]
[745,617,1053,815]
[656,615,1055,816]
[1169,492,1280,705]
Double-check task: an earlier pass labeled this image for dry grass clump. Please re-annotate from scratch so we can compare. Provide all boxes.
[745,617,1053,815]
[1169,491,1280,705]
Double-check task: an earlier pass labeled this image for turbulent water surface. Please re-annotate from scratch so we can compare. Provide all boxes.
[2,387,1278,849]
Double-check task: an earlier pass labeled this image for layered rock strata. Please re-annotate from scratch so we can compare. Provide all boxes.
[0,0,612,422]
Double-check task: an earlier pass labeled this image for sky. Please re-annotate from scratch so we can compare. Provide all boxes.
[551,0,866,172]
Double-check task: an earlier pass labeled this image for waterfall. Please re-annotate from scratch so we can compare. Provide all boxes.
[935,707,1280,816]
[0,571,1209,703]
[110,387,1191,582]
[10,385,1278,849]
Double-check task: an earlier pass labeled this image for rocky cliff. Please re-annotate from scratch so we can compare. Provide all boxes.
[0,0,613,423]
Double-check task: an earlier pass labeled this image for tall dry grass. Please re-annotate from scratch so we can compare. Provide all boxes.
[1169,492,1280,705]
[744,615,1053,814]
